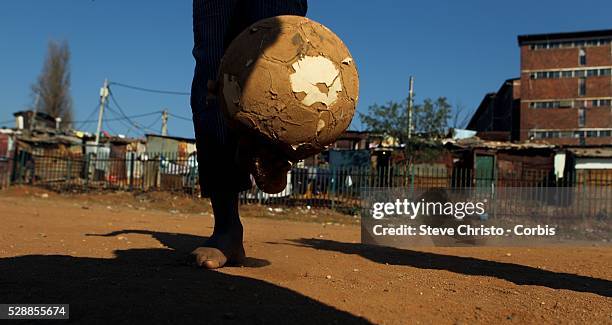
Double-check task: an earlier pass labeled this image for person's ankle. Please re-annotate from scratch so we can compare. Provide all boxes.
[212,222,243,237]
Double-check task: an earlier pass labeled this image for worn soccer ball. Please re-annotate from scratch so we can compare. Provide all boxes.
[219,15,359,160]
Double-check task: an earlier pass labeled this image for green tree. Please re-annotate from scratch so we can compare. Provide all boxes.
[358,99,408,141]
[413,97,451,137]
[359,96,452,141]
[31,40,73,128]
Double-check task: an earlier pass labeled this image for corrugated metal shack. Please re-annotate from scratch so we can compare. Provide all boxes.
[14,132,84,184]
[444,137,557,187]
[567,146,612,186]
[145,134,197,190]
[0,129,18,188]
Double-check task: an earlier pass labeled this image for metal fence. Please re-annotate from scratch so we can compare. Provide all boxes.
[4,150,612,215]
[0,158,11,189]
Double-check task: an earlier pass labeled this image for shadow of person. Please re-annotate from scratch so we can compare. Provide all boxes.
[0,231,370,324]
[87,230,270,268]
[288,238,612,298]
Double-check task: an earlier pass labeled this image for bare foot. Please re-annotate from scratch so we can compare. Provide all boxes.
[191,229,245,269]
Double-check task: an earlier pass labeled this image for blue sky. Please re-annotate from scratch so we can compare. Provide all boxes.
[1,0,611,138]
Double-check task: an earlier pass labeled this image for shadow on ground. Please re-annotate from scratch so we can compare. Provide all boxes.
[288,238,612,298]
[0,231,370,324]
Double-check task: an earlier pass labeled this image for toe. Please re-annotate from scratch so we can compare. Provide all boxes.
[203,259,221,269]
[191,247,228,269]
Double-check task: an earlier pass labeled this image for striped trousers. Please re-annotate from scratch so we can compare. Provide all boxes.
[191,0,308,196]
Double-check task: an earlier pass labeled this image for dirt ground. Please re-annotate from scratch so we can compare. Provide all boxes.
[0,186,610,324]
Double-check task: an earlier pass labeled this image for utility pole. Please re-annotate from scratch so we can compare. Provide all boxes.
[407,76,415,140]
[161,109,168,136]
[95,79,109,147]
[29,94,40,132]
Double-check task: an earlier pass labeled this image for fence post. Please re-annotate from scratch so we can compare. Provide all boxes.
[129,152,135,192]
[84,153,90,189]
[10,149,18,184]
[66,156,72,183]
[410,163,415,193]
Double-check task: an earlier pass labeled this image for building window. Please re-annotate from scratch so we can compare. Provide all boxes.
[529,68,611,79]
[530,38,612,51]
[579,48,586,65]
[530,101,564,109]
[578,108,585,127]
[591,99,612,107]
[531,129,612,140]
[578,78,586,96]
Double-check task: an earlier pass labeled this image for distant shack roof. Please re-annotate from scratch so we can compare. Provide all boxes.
[145,134,196,143]
[518,29,612,45]
[17,133,82,145]
[13,110,55,120]
[567,147,612,158]
[443,137,555,151]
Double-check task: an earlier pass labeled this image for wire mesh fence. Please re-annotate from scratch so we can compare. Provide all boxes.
[0,158,11,189]
[4,150,612,216]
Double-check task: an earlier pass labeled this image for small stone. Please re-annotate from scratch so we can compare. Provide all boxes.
[325,275,332,280]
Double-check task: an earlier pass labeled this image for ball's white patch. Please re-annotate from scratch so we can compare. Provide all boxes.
[289,56,342,106]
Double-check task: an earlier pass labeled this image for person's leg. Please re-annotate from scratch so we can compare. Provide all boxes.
[192,191,245,269]
[190,0,308,269]
[191,0,249,269]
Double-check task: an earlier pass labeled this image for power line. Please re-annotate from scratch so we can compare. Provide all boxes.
[107,89,159,133]
[167,112,192,122]
[102,117,120,136]
[106,104,159,134]
[106,102,162,135]
[104,105,139,136]
[76,104,103,129]
[143,115,162,131]
[109,81,190,96]
[73,110,162,124]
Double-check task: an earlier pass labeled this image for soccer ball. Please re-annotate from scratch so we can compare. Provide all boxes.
[219,15,359,160]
